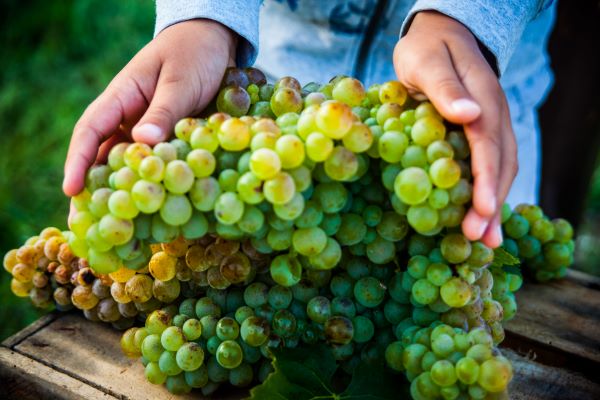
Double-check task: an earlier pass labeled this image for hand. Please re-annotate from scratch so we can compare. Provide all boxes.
[63,19,237,197]
[394,11,517,248]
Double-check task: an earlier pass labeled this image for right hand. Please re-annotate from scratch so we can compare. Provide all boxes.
[63,19,237,197]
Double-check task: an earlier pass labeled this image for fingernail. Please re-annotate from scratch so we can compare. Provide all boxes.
[135,123,163,142]
[495,224,503,245]
[475,221,488,239]
[451,99,481,118]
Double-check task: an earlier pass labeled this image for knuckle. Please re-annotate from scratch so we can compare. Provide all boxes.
[148,103,175,123]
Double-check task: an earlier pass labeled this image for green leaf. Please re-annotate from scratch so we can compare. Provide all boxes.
[248,345,407,400]
[502,265,522,275]
[491,247,520,268]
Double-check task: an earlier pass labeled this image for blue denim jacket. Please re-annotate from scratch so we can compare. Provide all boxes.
[154,0,556,204]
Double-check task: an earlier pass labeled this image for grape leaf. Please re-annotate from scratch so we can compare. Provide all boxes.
[491,247,520,268]
[248,345,406,400]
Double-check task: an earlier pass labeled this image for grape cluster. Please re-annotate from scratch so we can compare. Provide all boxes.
[500,204,575,281]
[385,324,513,399]
[2,67,579,399]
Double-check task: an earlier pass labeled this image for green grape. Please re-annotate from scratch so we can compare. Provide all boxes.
[113,166,139,190]
[407,204,439,233]
[217,169,240,192]
[237,172,265,204]
[182,319,202,341]
[152,142,177,163]
[145,310,172,335]
[378,131,409,163]
[131,180,166,214]
[86,165,112,191]
[530,218,555,243]
[440,278,472,307]
[455,356,480,384]
[160,194,193,226]
[264,172,296,205]
[250,131,278,151]
[217,86,251,116]
[376,212,408,242]
[320,213,342,236]
[235,306,255,325]
[288,166,312,193]
[543,242,572,267]
[379,80,407,105]
[185,365,209,388]
[394,167,432,205]
[240,316,270,347]
[306,132,334,162]
[244,282,269,308]
[381,164,401,192]
[170,138,191,160]
[552,218,573,243]
[342,123,373,153]
[238,205,265,234]
[517,235,541,258]
[354,277,385,308]
[145,361,167,385]
[504,214,530,239]
[426,140,454,162]
[362,205,383,228]
[314,182,348,213]
[449,179,472,205]
[478,357,512,392]
[274,192,305,221]
[218,118,251,151]
[141,334,164,362]
[412,279,439,305]
[229,363,254,387]
[441,233,472,264]
[159,351,183,376]
[376,103,402,125]
[214,192,244,225]
[270,87,303,116]
[186,149,216,178]
[366,236,395,264]
[426,263,452,286]
[324,146,358,181]
[428,188,449,209]
[295,200,323,229]
[69,211,95,239]
[138,155,165,182]
[216,317,240,340]
[190,126,219,152]
[151,214,179,243]
[306,296,331,323]
[176,342,205,372]
[309,237,342,270]
[107,142,128,170]
[385,341,405,372]
[207,336,222,356]
[108,190,139,219]
[161,326,186,352]
[216,340,244,369]
[336,214,367,246]
[466,344,493,363]
[88,188,113,218]
[292,227,327,256]
[402,342,428,373]
[316,100,354,139]
[266,227,293,250]
[200,316,219,340]
[352,315,375,343]
[164,160,194,194]
[429,158,461,189]
[87,248,120,273]
[268,285,293,310]
[272,309,297,337]
[411,116,446,146]
[399,147,425,173]
[275,135,305,169]
[181,210,209,239]
[270,254,302,287]
[332,77,366,106]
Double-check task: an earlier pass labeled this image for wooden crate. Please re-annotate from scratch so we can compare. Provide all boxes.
[0,270,598,400]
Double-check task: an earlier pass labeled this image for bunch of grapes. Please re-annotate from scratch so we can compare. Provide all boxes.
[500,204,575,281]
[385,324,513,399]
[2,67,578,399]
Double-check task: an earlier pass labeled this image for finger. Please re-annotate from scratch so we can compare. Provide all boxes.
[132,63,202,144]
[481,213,503,248]
[494,102,518,211]
[63,80,150,197]
[394,42,481,124]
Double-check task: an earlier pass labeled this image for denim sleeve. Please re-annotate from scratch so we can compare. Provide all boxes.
[401,0,554,75]
[155,0,260,67]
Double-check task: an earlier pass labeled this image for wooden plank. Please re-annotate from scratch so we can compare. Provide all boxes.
[506,349,600,400]
[12,313,245,400]
[504,270,600,378]
[0,347,115,400]
[2,312,57,348]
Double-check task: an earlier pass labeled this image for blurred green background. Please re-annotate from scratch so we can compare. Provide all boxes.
[0,0,598,341]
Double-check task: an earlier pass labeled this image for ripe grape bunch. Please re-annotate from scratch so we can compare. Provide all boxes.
[2,66,577,400]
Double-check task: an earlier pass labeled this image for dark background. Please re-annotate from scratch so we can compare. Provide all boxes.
[0,0,598,340]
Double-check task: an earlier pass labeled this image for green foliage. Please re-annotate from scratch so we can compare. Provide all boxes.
[0,0,153,340]
[249,345,403,400]
[491,247,520,268]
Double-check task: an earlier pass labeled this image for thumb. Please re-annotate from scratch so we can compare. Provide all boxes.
[132,66,198,144]
[395,45,481,124]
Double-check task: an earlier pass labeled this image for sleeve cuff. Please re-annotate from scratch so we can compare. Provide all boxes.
[400,0,541,75]
[155,0,260,67]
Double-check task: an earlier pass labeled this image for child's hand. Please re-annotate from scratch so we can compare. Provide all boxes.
[394,11,517,248]
[63,19,237,197]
